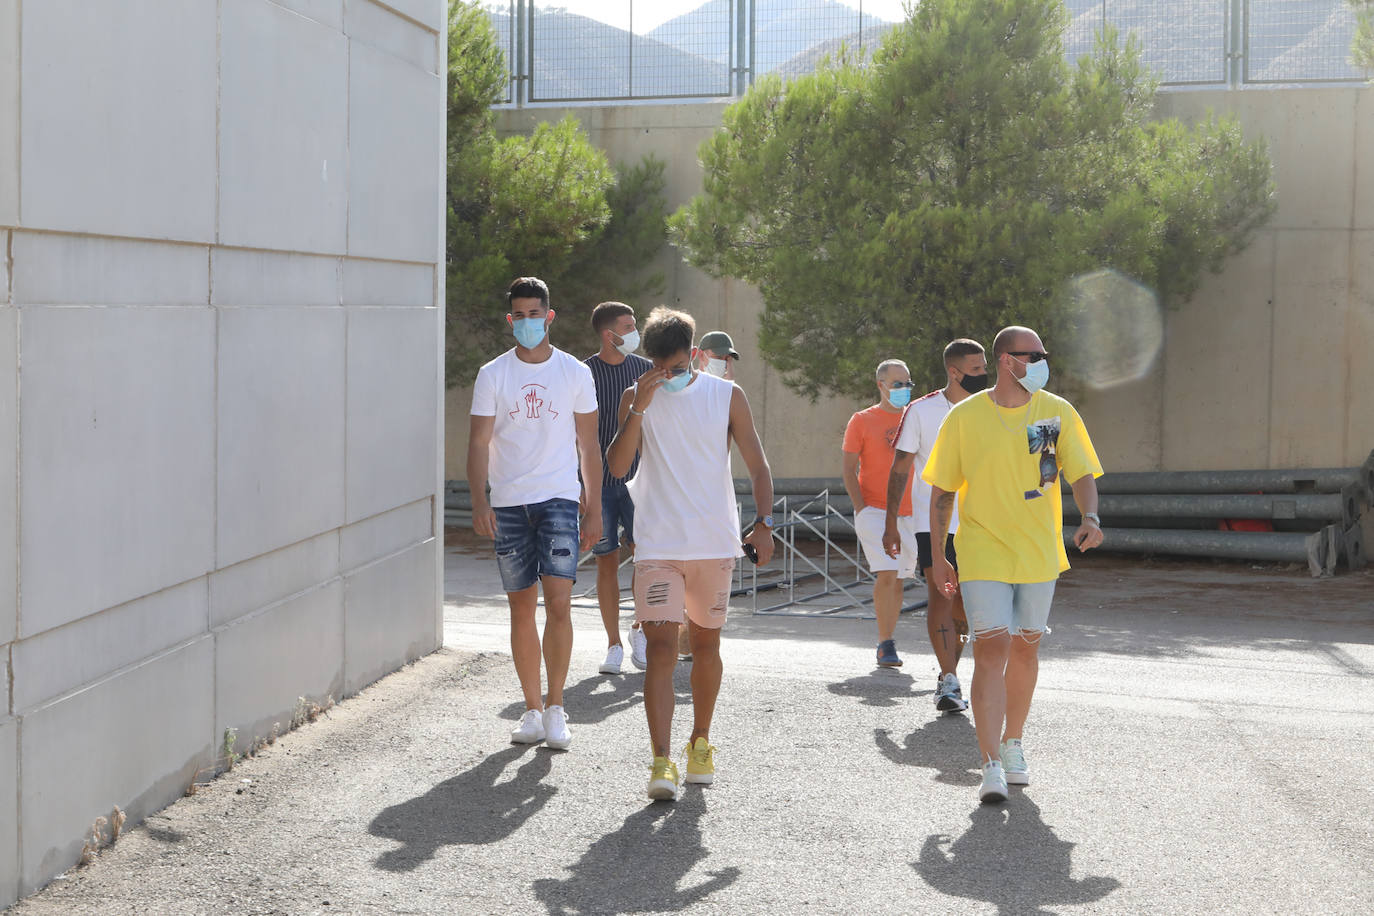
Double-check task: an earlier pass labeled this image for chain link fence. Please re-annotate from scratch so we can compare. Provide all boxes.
[481,1,1368,104]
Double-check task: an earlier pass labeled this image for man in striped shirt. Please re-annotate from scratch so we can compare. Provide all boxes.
[585,302,653,675]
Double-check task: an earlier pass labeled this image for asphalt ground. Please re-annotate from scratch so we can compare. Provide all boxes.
[8,531,1374,915]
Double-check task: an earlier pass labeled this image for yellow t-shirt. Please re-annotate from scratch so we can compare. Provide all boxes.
[921,389,1103,584]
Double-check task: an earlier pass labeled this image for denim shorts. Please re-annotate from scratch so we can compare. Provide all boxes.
[960,579,1057,642]
[492,498,580,593]
[592,481,635,557]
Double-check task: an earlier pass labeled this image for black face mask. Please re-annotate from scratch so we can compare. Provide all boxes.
[958,372,990,394]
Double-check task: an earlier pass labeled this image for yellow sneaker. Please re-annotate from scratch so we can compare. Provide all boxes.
[647,756,680,801]
[684,736,716,785]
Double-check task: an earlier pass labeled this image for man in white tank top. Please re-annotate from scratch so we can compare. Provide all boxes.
[606,307,776,802]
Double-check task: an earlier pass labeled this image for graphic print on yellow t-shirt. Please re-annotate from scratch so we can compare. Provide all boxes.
[920,389,1103,584]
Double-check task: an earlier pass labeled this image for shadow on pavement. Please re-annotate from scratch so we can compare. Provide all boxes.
[497,674,646,725]
[875,717,980,786]
[369,745,554,871]
[826,671,930,707]
[533,792,741,915]
[914,795,1120,915]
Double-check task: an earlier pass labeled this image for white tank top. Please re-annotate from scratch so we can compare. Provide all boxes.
[628,372,743,561]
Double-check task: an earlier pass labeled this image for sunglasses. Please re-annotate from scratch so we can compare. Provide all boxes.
[887,380,915,390]
[666,367,691,377]
[1006,351,1050,363]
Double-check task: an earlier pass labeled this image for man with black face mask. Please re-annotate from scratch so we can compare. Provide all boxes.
[884,338,987,716]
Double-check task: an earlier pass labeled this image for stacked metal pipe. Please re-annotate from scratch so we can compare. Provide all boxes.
[1058,453,1373,577]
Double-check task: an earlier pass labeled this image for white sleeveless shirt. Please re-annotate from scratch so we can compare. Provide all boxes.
[627,372,743,561]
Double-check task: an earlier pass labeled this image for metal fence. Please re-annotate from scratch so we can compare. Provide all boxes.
[482,1,1369,104]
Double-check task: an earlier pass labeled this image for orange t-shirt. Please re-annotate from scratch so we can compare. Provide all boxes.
[842,405,914,516]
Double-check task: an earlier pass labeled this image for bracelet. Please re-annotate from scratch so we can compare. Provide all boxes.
[1084,512,1101,525]
[628,405,646,416]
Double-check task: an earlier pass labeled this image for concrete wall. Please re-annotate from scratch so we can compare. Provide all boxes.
[446,87,1373,481]
[0,0,446,904]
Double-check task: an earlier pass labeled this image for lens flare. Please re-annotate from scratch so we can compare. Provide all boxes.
[1059,268,1163,390]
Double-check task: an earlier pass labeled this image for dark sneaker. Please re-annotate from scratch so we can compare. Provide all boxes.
[876,639,903,667]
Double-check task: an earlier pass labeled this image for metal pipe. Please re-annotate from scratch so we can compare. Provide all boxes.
[1061,468,1361,495]
[1069,526,1338,577]
[1062,492,1354,525]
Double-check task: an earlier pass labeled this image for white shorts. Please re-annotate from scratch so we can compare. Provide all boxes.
[855,506,918,579]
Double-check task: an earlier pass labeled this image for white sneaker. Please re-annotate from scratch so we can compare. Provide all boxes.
[1001,739,1029,785]
[935,672,968,713]
[979,760,1008,804]
[600,644,624,675]
[510,708,545,745]
[543,705,572,750]
[628,627,648,670]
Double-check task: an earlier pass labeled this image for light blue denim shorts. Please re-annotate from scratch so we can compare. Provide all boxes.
[960,579,1057,642]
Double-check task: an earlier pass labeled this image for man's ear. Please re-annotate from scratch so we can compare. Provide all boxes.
[546,308,556,325]
[505,313,514,328]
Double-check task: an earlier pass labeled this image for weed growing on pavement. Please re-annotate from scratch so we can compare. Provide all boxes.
[79,807,126,865]
[221,728,239,771]
[292,694,335,729]
[185,696,335,797]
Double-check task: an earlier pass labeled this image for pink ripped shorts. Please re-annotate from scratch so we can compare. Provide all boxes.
[633,558,736,629]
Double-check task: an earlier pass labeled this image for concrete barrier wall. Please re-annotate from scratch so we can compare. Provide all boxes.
[446,87,1373,480]
[0,0,446,903]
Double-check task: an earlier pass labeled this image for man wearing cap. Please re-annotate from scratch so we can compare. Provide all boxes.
[695,330,739,381]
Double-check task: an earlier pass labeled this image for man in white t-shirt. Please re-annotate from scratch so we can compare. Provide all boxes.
[883,338,987,715]
[605,307,775,802]
[467,277,603,751]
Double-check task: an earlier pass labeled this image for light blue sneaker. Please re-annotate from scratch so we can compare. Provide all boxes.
[1001,739,1029,785]
[876,639,902,668]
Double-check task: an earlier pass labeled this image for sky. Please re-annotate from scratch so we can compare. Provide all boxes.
[540,1,914,34]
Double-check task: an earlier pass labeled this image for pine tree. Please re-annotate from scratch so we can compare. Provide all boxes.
[669,0,1275,398]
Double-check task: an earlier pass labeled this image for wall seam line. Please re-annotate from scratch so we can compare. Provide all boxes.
[15,633,211,719]
[214,0,223,247]
[14,0,21,224]
[1266,229,1277,469]
[12,281,19,643]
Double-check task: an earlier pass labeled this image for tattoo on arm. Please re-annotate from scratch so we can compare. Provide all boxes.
[886,467,909,513]
[931,491,954,541]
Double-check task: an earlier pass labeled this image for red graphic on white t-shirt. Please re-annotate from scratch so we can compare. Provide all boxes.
[509,383,558,420]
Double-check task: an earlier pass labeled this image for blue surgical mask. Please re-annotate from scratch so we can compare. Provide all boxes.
[1016,357,1050,394]
[512,316,546,349]
[887,386,911,408]
[661,369,692,393]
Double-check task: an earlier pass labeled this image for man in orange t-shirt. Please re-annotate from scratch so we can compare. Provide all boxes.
[842,358,917,668]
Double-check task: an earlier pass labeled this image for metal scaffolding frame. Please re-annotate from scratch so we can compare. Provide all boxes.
[575,488,927,620]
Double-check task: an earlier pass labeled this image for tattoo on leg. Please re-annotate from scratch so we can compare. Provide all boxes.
[937,624,950,651]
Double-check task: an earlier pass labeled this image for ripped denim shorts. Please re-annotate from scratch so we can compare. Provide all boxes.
[492,498,581,593]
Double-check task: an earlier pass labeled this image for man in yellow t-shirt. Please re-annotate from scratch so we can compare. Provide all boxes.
[922,326,1104,805]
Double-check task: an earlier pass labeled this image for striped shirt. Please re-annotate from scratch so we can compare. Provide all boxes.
[585,352,652,486]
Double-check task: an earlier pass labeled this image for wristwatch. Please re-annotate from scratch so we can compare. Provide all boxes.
[1084,512,1101,526]
[754,515,775,529]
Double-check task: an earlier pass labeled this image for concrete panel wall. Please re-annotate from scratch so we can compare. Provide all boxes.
[21,0,218,241]
[219,0,350,254]
[447,89,1372,480]
[0,0,446,904]
[0,0,18,226]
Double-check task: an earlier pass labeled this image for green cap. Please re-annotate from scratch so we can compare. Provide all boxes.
[698,331,740,360]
